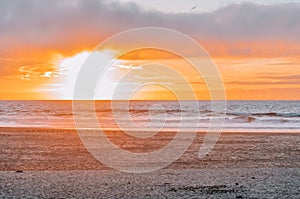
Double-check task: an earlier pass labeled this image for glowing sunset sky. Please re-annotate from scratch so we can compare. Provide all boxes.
[0,0,300,100]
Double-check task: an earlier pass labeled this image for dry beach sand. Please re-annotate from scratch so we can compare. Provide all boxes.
[0,127,299,198]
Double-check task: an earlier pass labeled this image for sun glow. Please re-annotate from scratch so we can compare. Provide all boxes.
[53,50,123,99]
[55,51,90,99]
[41,49,300,100]
[1,49,299,100]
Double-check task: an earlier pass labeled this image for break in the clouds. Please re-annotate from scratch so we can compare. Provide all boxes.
[1,0,300,60]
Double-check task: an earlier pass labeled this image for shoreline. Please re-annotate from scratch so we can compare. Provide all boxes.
[0,126,299,134]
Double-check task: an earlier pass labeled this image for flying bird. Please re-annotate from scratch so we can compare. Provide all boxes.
[191,5,198,10]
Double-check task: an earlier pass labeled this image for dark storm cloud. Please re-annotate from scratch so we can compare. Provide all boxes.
[0,0,300,73]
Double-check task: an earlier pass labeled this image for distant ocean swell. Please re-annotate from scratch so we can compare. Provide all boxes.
[0,100,299,132]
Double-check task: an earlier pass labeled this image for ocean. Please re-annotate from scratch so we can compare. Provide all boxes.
[0,100,299,132]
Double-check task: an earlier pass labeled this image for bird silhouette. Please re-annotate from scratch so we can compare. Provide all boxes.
[191,5,198,10]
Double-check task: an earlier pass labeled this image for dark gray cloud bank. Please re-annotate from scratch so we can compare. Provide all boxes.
[0,0,300,69]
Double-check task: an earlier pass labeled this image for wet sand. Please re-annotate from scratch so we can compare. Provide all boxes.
[0,127,299,198]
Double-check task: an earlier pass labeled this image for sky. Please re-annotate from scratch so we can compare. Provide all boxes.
[119,0,300,13]
[0,0,300,100]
